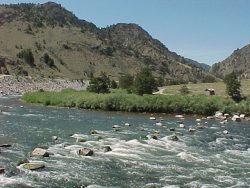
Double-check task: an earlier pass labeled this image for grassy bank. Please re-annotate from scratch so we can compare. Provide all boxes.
[162,80,250,96]
[22,89,250,115]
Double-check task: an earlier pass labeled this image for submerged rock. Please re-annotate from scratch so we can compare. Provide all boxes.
[90,130,98,135]
[76,137,87,142]
[175,132,184,136]
[169,128,175,131]
[0,144,11,148]
[0,166,4,174]
[17,159,30,166]
[188,128,196,132]
[103,146,112,153]
[169,135,179,141]
[31,148,49,157]
[22,162,45,170]
[78,148,93,156]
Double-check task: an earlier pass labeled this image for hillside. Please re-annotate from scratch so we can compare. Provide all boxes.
[0,2,212,81]
[211,44,250,78]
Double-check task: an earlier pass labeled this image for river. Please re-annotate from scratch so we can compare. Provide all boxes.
[0,97,250,188]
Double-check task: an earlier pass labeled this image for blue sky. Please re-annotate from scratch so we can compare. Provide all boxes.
[1,0,250,65]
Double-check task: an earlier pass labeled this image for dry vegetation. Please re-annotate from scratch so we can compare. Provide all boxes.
[162,80,250,96]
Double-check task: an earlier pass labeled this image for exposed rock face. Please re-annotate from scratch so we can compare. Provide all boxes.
[211,44,250,78]
[31,148,49,157]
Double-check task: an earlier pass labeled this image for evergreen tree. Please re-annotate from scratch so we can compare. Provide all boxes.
[224,72,241,101]
[133,68,158,95]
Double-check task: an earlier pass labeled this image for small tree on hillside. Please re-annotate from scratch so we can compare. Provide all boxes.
[224,72,241,101]
[133,68,158,95]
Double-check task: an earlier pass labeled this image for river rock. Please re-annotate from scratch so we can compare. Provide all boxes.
[124,123,130,126]
[207,116,214,120]
[76,137,86,142]
[169,135,178,141]
[240,114,246,119]
[155,122,163,126]
[90,130,98,135]
[149,117,156,120]
[169,128,175,131]
[78,148,93,156]
[0,144,11,148]
[232,115,241,122]
[52,136,58,140]
[223,130,229,134]
[22,162,45,170]
[0,166,4,174]
[17,159,30,166]
[112,125,121,129]
[103,146,112,153]
[31,148,49,157]
[189,128,196,132]
[175,115,184,118]
[179,123,185,128]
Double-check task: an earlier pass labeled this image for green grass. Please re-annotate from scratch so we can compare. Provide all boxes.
[22,88,250,115]
[162,80,250,96]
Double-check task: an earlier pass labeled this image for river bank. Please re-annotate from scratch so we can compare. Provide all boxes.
[22,89,250,116]
[0,75,87,96]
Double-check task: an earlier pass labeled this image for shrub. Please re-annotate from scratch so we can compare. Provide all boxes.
[17,49,34,65]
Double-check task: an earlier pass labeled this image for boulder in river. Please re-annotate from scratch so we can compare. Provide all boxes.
[76,137,87,142]
[179,123,185,128]
[189,128,196,132]
[169,128,175,131]
[78,148,94,156]
[103,146,112,153]
[232,115,241,122]
[17,159,30,166]
[31,148,49,157]
[0,166,4,174]
[169,135,179,141]
[90,130,98,135]
[0,144,11,148]
[22,162,45,170]
[52,136,58,141]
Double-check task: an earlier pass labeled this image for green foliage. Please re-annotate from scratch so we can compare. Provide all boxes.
[22,90,250,115]
[133,68,158,95]
[202,75,216,83]
[17,49,34,65]
[110,80,118,89]
[119,74,134,91]
[87,73,110,93]
[41,53,55,67]
[224,72,241,101]
[179,85,190,95]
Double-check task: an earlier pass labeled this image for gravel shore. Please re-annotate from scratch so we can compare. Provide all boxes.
[0,75,87,96]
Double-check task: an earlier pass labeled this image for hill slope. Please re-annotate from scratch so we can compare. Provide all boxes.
[0,2,211,81]
[211,44,250,78]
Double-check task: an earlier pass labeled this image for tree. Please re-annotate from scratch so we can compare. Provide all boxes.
[42,53,55,67]
[119,74,134,90]
[87,72,110,93]
[17,49,34,65]
[110,80,118,89]
[133,68,158,95]
[224,72,241,101]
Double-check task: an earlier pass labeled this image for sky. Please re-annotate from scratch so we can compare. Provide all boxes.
[1,0,250,65]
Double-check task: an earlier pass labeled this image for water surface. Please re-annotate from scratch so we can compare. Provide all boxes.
[0,97,250,188]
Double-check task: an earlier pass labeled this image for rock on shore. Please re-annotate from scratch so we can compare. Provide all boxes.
[0,75,87,96]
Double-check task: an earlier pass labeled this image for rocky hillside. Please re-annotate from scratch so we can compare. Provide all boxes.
[0,2,212,81]
[211,44,250,78]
